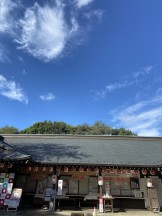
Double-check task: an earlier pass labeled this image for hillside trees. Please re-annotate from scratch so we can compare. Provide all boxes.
[0,121,137,136]
[20,121,71,134]
[0,126,19,134]
[20,120,136,135]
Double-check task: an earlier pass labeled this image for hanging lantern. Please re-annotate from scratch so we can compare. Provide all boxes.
[102,168,107,173]
[126,169,131,174]
[87,167,91,172]
[142,169,147,175]
[98,176,103,186]
[56,166,61,172]
[71,166,76,172]
[79,167,84,172]
[94,167,99,174]
[49,167,53,172]
[134,170,139,175]
[0,163,4,168]
[34,166,38,172]
[117,168,122,174]
[64,166,68,172]
[7,162,13,169]
[42,167,46,171]
[109,168,114,174]
[28,166,32,171]
[150,170,155,175]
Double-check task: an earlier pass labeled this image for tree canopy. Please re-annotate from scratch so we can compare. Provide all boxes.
[4,120,138,136]
[0,126,19,134]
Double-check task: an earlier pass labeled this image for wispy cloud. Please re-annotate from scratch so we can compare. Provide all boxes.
[0,0,17,34]
[40,92,55,101]
[15,1,81,62]
[133,65,153,80]
[0,44,10,63]
[0,0,102,62]
[75,0,94,8]
[0,0,18,62]
[111,95,162,137]
[84,10,103,22]
[18,56,24,63]
[0,74,28,104]
[92,65,154,100]
[15,2,68,61]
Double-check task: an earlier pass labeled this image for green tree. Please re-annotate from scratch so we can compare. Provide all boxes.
[75,123,91,135]
[111,128,137,136]
[0,126,19,134]
[20,121,73,134]
[20,120,137,136]
[91,121,112,135]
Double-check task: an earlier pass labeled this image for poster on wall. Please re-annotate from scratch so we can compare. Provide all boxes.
[0,173,15,206]
[34,178,47,199]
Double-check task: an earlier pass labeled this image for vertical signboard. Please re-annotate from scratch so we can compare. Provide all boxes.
[57,180,63,195]
[99,198,104,213]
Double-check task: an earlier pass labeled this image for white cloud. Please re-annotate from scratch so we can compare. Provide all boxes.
[84,10,103,22]
[106,81,129,92]
[0,0,16,34]
[0,0,102,62]
[15,1,79,62]
[133,65,153,80]
[75,0,94,8]
[0,74,28,104]
[111,96,162,137]
[93,65,154,99]
[0,0,17,62]
[91,89,107,100]
[0,44,10,63]
[40,92,55,101]
[18,56,24,63]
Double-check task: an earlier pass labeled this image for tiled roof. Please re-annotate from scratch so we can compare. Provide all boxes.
[0,135,31,162]
[3,134,162,166]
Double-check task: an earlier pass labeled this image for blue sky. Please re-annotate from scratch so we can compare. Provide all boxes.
[1,0,162,136]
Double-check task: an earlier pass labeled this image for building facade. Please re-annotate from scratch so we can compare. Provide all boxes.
[0,134,162,212]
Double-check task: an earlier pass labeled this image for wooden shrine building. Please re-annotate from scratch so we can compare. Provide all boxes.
[0,134,162,212]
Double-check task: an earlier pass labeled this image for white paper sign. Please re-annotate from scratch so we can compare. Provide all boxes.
[57,180,63,195]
